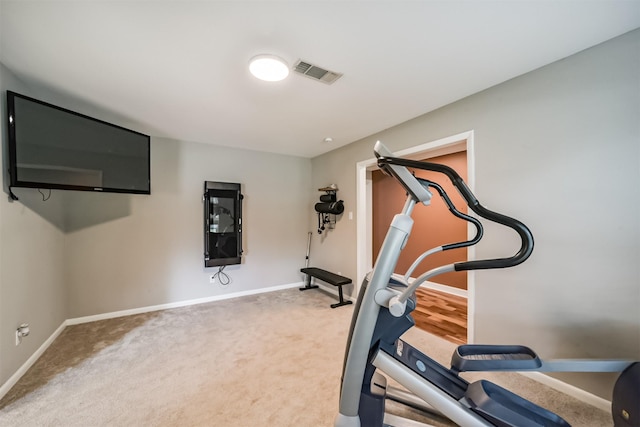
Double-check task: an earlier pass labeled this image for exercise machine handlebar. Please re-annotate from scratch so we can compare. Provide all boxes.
[416,178,483,251]
[402,178,483,281]
[376,155,534,272]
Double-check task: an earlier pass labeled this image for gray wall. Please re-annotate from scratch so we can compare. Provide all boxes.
[0,64,68,387]
[311,29,640,399]
[65,137,312,318]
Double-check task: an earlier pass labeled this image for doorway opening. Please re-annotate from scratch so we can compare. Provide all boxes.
[355,131,475,343]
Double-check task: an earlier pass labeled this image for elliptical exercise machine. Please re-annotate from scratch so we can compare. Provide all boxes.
[335,141,639,427]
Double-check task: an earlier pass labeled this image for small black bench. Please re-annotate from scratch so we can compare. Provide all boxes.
[300,267,353,309]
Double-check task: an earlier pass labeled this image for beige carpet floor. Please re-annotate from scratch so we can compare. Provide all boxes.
[0,288,612,426]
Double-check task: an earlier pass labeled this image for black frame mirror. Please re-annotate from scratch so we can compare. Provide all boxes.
[204,181,243,267]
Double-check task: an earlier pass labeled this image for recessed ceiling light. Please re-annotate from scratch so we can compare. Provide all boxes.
[323,137,333,143]
[249,54,289,82]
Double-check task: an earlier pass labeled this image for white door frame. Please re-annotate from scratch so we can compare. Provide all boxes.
[355,130,476,342]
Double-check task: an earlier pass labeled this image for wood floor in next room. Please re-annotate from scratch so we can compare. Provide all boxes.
[413,287,467,345]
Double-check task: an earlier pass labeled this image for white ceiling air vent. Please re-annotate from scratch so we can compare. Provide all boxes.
[293,60,343,84]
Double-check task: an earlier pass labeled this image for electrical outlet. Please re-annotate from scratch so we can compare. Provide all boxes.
[209,275,216,284]
[15,323,30,346]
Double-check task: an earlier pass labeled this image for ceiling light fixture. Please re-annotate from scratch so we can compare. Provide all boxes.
[249,54,289,82]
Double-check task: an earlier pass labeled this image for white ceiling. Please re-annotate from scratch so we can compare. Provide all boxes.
[1,1,639,158]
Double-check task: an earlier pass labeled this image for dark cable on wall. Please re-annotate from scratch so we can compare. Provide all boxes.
[38,189,52,201]
[213,265,231,285]
[8,187,19,201]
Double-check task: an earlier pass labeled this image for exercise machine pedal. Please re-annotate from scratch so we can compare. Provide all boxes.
[465,380,570,427]
[452,344,542,372]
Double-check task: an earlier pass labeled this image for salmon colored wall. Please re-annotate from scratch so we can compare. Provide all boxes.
[372,151,468,290]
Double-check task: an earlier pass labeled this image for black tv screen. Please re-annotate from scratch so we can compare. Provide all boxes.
[6,91,150,194]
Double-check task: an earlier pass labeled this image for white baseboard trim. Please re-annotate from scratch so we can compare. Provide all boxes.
[67,281,304,325]
[420,281,468,298]
[519,371,611,412]
[0,321,66,400]
[403,276,468,298]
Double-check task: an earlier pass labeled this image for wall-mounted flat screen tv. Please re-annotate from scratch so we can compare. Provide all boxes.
[6,91,150,194]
